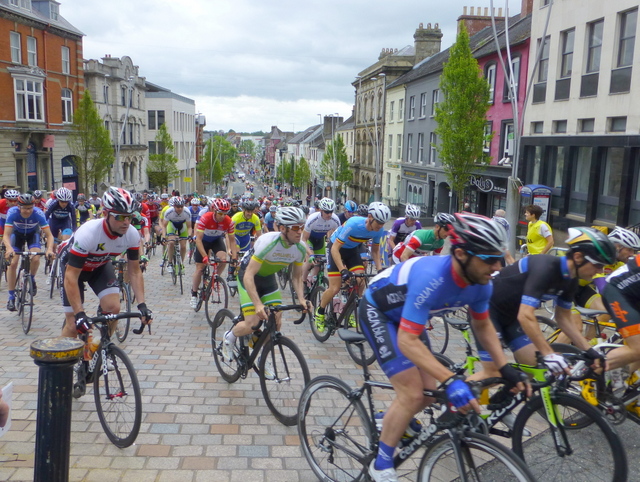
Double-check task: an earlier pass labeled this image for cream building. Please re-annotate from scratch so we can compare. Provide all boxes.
[382,84,405,212]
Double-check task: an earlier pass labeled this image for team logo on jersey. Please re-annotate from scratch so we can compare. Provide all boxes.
[97,243,105,251]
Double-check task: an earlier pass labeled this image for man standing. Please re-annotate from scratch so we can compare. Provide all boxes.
[492,209,515,264]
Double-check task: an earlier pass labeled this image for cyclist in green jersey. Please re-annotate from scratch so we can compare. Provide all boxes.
[391,213,454,264]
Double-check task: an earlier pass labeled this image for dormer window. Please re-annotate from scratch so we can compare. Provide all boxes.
[51,2,59,20]
[20,0,31,9]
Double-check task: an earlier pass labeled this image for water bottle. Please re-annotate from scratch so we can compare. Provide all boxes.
[332,295,344,314]
[248,330,261,348]
[90,330,101,354]
[374,411,422,446]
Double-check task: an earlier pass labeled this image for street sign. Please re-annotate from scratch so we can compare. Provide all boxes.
[183,177,192,182]
[203,181,210,185]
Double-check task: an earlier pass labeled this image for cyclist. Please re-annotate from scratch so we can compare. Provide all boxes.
[524,204,553,255]
[3,193,54,310]
[188,197,201,236]
[190,198,238,309]
[59,187,152,338]
[313,202,390,333]
[391,213,454,264]
[356,203,369,217]
[338,200,357,225]
[264,205,277,232]
[360,213,527,482]
[45,187,76,242]
[0,189,20,237]
[387,204,422,251]
[231,200,262,253]
[159,193,170,209]
[301,197,340,285]
[33,190,47,211]
[75,194,97,225]
[88,192,102,215]
[221,207,311,361]
[228,199,241,217]
[160,196,191,273]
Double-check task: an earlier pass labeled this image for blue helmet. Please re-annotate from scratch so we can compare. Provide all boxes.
[344,200,357,213]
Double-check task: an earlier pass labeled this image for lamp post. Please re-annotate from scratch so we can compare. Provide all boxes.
[359,75,384,202]
[114,76,135,187]
[329,113,339,201]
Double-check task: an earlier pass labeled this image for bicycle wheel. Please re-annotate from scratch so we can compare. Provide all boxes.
[21,275,33,334]
[343,301,376,366]
[171,251,178,286]
[425,316,450,355]
[43,256,51,275]
[48,258,58,299]
[94,344,142,448]
[511,392,627,482]
[259,336,310,426]
[195,274,207,313]
[211,309,241,383]
[178,260,184,295]
[418,431,536,481]
[116,285,131,343]
[537,315,558,340]
[297,375,373,481]
[308,285,331,343]
[205,276,229,326]
[277,264,290,290]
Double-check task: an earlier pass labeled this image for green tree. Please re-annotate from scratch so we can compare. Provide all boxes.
[67,90,114,193]
[293,156,312,193]
[276,158,292,187]
[434,24,491,210]
[146,123,179,192]
[238,139,257,159]
[198,136,238,189]
[320,135,351,197]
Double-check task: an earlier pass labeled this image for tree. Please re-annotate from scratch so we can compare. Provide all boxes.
[434,24,492,210]
[276,158,292,187]
[293,156,312,193]
[238,139,258,159]
[198,136,238,190]
[67,90,114,193]
[320,135,351,198]
[146,123,179,192]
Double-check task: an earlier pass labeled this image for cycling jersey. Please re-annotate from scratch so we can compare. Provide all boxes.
[75,201,97,224]
[130,211,149,231]
[389,217,422,244]
[5,206,48,234]
[392,229,444,262]
[602,255,640,337]
[162,207,191,228]
[197,206,209,219]
[304,211,340,239]
[188,205,200,224]
[88,196,102,211]
[264,212,275,231]
[232,212,261,251]
[593,260,625,293]
[46,200,76,223]
[330,215,384,249]
[0,199,16,235]
[146,200,160,220]
[241,231,305,277]
[196,212,234,242]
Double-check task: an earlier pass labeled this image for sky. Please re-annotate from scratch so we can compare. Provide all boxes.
[61,0,522,133]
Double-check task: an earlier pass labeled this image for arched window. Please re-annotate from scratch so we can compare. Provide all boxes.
[61,88,73,123]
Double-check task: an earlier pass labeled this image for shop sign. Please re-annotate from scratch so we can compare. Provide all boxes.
[469,175,506,194]
[404,170,428,180]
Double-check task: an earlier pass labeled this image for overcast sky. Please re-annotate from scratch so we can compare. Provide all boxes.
[61,0,521,133]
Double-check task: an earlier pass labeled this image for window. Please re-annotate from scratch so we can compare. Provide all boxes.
[483,123,493,152]
[61,88,72,123]
[560,29,575,78]
[389,101,394,121]
[61,46,70,74]
[569,147,592,215]
[419,93,427,117]
[148,110,165,130]
[429,133,437,164]
[407,133,413,162]
[105,120,110,134]
[121,86,126,106]
[538,37,550,82]
[485,64,496,103]
[580,118,595,132]
[431,89,439,116]
[15,77,44,121]
[553,120,567,133]
[129,122,134,144]
[504,57,520,101]
[586,20,604,73]
[386,173,391,197]
[609,116,627,132]
[397,134,402,159]
[597,147,625,221]
[409,96,415,119]
[531,121,543,134]
[20,0,31,8]
[9,0,18,6]
[157,110,165,128]
[398,99,404,120]
[27,36,37,66]
[618,9,637,68]
[148,141,157,155]
[388,134,393,159]
[51,2,59,19]
[417,133,424,164]
[103,84,109,104]
[502,122,514,158]
[10,32,21,63]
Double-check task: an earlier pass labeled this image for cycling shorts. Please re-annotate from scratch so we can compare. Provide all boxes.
[602,283,640,338]
[167,222,189,238]
[49,219,73,239]
[572,283,600,313]
[60,261,119,313]
[237,273,281,316]
[307,237,326,255]
[235,234,253,252]
[11,231,41,250]
[359,298,431,378]
[194,238,227,263]
[327,242,364,276]
[475,310,533,361]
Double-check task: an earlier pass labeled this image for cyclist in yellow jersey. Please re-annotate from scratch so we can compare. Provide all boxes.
[159,193,170,209]
[231,200,262,252]
[524,204,553,255]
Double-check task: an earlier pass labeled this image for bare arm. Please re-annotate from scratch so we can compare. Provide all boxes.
[400,245,416,262]
[63,264,85,315]
[541,235,554,255]
[371,243,382,271]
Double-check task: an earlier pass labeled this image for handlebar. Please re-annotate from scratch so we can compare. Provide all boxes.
[90,312,149,335]
[250,304,307,330]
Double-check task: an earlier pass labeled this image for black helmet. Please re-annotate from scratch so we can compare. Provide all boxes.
[566,227,616,265]
[18,193,34,206]
[449,213,507,253]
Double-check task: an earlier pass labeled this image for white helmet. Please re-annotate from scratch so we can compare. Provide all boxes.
[405,204,421,219]
[318,198,336,212]
[275,207,306,226]
[609,226,640,250]
[161,193,169,199]
[56,187,73,202]
[190,197,200,205]
[368,202,391,224]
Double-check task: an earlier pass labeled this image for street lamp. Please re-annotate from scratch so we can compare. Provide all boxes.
[329,113,339,201]
[114,76,135,187]
[358,75,384,202]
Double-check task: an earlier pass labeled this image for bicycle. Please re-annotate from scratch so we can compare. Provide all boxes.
[277,262,293,290]
[193,256,229,325]
[161,236,184,294]
[0,244,7,289]
[112,258,133,343]
[308,273,376,366]
[72,312,145,448]
[289,254,327,304]
[47,243,63,299]
[438,312,628,481]
[297,328,537,482]
[14,250,46,334]
[187,236,196,264]
[211,304,310,426]
[226,255,244,297]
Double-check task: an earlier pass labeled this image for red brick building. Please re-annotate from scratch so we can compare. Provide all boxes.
[0,0,83,192]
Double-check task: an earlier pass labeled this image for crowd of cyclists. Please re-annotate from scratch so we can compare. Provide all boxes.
[5,168,640,481]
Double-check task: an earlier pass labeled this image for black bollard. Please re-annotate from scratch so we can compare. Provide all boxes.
[30,337,84,482]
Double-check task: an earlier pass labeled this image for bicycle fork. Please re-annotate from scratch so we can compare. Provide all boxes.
[540,386,573,457]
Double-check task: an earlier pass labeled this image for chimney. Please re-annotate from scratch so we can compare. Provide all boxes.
[521,0,533,17]
[414,23,443,63]
[457,6,505,37]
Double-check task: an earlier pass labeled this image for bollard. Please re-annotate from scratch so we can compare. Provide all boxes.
[30,337,84,482]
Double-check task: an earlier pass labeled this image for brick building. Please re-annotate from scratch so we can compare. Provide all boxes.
[0,0,83,192]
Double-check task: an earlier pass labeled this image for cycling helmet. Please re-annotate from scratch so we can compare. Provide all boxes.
[282,198,295,207]
[132,192,143,202]
[56,187,73,202]
[275,207,306,226]
[301,205,310,215]
[242,200,259,211]
[190,197,200,206]
[608,226,640,250]
[566,227,616,265]
[269,205,277,212]
[77,193,86,201]
[102,187,136,214]
[200,197,208,206]
[314,200,320,208]
[169,196,185,207]
[449,213,507,253]
[4,189,20,200]
[318,198,336,212]
[161,193,169,199]
[34,190,43,199]
[405,204,421,219]
[17,193,34,206]
[344,200,357,213]
[357,204,369,216]
[212,198,231,212]
[368,202,391,224]
[434,212,456,228]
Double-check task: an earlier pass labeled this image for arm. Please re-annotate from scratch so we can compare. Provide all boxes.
[226,232,238,258]
[3,225,14,258]
[400,245,416,262]
[302,230,313,256]
[371,243,382,271]
[541,235,554,255]
[195,230,207,259]
[127,254,151,324]
[41,226,55,258]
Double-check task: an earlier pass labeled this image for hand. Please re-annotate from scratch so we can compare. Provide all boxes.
[584,347,607,372]
[376,266,386,274]
[137,303,153,324]
[443,376,478,412]
[499,364,531,397]
[299,299,313,313]
[75,311,92,334]
[254,303,268,320]
[543,353,570,376]
[4,247,13,261]
[340,269,352,282]
[202,256,209,265]
[46,250,55,261]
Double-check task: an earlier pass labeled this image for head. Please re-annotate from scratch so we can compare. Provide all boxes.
[56,187,73,206]
[433,213,455,240]
[404,204,421,227]
[242,200,258,217]
[494,209,506,218]
[34,190,43,200]
[77,193,86,202]
[566,227,617,280]
[318,198,336,219]
[275,207,306,244]
[91,192,99,198]
[366,202,391,232]
[448,213,508,285]
[211,198,230,220]
[357,204,369,217]
[102,187,136,237]
[4,189,19,207]
[608,226,640,261]
[169,196,185,211]
[344,200,357,217]
[17,193,34,216]
[524,204,543,222]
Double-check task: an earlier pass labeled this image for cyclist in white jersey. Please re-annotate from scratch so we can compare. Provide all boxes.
[302,197,339,283]
[161,197,191,271]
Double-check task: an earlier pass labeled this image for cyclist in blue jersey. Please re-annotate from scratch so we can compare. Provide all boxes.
[188,197,201,236]
[314,202,389,333]
[360,213,528,482]
[45,187,76,242]
[3,193,55,310]
[264,205,277,232]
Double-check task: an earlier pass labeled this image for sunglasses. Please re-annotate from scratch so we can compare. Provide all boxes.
[466,250,504,264]
[287,225,305,232]
[216,210,229,215]
[322,210,334,215]
[109,212,133,222]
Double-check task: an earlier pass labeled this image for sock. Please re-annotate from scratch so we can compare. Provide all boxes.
[191,291,198,297]
[31,274,36,283]
[375,441,395,470]
[225,330,237,344]
[8,290,15,299]
[317,306,325,315]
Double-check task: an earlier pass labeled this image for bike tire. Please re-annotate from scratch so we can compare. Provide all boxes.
[205,276,229,327]
[178,261,184,295]
[343,301,376,366]
[48,258,58,299]
[195,274,207,313]
[94,345,142,448]
[277,264,290,290]
[211,309,241,383]
[538,314,558,341]
[297,375,373,481]
[21,275,33,334]
[425,315,450,355]
[116,285,132,343]
[418,431,536,481]
[511,391,627,482]
[308,285,331,343]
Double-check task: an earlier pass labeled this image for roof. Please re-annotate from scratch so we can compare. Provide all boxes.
[288,124,321,144]
[0,0,84,37]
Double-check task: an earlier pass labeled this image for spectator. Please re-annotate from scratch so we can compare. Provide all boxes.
[492,209,515,265]
[524,204,554,255]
